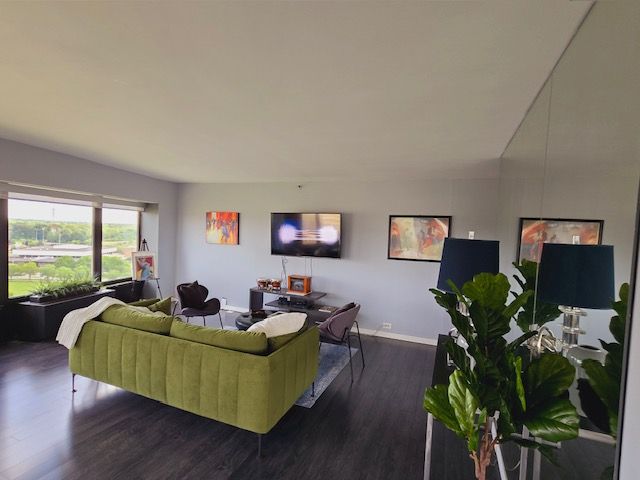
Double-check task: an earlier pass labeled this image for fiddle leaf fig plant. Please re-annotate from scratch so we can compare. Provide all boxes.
[579,283,629,438]
[424,273,579,480]
[512,259,561,333]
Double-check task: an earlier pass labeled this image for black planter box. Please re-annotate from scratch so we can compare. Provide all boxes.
[28,286,100,303]
[18,289,115,341]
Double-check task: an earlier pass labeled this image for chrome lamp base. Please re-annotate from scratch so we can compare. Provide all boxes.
[559,305,586,352]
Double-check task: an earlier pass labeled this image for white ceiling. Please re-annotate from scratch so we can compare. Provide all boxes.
[0,1,590,183]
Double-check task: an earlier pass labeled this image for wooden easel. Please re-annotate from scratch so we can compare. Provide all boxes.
[139,238,162,298]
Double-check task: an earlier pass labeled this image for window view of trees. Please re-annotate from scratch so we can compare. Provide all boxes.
[7,199,139,298]
[102,208,139,281]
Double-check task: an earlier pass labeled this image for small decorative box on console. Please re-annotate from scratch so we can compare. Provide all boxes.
[287,275,312,295]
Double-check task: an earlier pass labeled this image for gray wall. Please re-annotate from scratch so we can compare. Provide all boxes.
[175,177,499,341]
[0,137,178,295]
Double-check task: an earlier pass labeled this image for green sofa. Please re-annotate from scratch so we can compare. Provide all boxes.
[69,306,319,438]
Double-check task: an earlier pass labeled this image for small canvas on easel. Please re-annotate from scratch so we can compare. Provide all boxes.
[131,251,157,281]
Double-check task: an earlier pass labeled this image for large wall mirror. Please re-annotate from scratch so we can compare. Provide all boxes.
[498,2,640,479]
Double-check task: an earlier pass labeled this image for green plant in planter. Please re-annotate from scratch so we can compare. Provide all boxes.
[30,275,99,300]
[424,273,579,480]
[512,260,561,333]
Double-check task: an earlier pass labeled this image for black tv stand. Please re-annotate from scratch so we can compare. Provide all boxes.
[249,287,332,323]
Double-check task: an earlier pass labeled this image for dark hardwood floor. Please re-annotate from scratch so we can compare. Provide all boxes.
[0,331,615,480]
[0,334,435,480]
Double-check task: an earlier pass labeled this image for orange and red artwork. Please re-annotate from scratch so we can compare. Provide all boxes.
[518,218,603,262]
[206,211,239,245]
[388,216,451,262]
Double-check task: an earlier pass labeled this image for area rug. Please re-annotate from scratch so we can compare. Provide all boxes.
[295,343,359,408]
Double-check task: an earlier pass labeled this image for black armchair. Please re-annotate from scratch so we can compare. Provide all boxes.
[176,282,224,329]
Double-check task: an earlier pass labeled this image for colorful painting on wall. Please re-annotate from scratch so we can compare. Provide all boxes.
[131,252,157,281]
[517,218,604,262]
[388,215,451,262]
[206,211,240,245]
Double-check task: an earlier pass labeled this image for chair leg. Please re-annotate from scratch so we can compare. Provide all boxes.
[72,373,77,393]
[347,334,353,383]
[202,316,206,326]
[218,312,224,329]
[355,321,365,369]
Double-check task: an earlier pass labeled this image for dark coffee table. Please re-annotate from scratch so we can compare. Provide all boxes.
[235,311,270,331]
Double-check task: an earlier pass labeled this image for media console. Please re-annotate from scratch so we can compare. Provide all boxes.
[248,287,333,324]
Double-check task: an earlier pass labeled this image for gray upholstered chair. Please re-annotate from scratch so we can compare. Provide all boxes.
[176,282,223,329]
[317,303,364,382]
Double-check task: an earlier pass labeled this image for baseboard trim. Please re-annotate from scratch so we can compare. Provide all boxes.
[222,306,437,346]
[355,327,438,346]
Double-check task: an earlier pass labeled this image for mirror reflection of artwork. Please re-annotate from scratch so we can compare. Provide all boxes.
[131,252,157,281]
[518,218,604,262]
[206,211,239,245]
[388,215,451,262]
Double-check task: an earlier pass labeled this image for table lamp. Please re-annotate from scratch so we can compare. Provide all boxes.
[437,238,500,292]
[537,243,614,351]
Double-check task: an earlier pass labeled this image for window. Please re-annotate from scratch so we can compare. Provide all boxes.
[8,199,93,298]
[101,208,139,282]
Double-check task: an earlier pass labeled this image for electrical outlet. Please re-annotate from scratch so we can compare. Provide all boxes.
[382,322,392,330]
[220,297,227,308]
[468,231,475,239]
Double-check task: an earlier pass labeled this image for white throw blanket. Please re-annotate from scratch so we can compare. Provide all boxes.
[56,296,126,349]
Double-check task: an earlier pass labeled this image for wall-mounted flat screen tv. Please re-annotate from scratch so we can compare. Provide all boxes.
[271,213,342,258]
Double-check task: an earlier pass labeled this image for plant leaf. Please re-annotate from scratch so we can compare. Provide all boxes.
[524,397,579,442]
[448,370,479,442]
[424,385,462,436]
[462,273,510,310]
[525,354,575,408]
[582,359,619,415]
[577,378,611,434]
[514,356,526,411]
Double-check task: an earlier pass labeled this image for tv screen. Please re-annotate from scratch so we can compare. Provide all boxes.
[271,213,342,258]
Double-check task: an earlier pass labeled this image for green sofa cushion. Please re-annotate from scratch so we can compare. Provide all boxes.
[101,305,173,335]
[148,297,172,315]
[170,320,268,355]
[128,298,160,307]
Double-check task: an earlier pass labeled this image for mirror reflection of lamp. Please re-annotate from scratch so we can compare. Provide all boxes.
[436,238,500,362]
[537,243,615,353]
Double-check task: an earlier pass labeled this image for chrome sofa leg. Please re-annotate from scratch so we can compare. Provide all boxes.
[257,433,263,458]
[311,381,315,398]
[72,373,77,393]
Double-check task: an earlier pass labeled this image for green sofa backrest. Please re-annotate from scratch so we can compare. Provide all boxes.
[170,320,268,354]
[69,320,318,434]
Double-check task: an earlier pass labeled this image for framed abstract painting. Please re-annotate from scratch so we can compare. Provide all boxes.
[517,217,604,262]
[206,211,240,245]
[388,215,452,262]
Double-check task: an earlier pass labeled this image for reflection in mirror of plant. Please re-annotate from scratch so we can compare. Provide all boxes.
[578,283,628,456]
[512,259,562,333]
[424,273,579,480]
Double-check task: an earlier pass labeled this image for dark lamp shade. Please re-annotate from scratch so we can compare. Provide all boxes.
[537,243,614,309]
[436,238,499,292]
